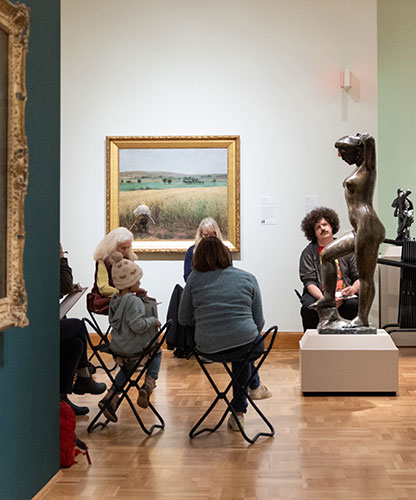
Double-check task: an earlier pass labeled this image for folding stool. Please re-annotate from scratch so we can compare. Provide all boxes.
[84,310,116,372]
[84,319,172,435]
[189,325,278,444]
[87,309,112,343]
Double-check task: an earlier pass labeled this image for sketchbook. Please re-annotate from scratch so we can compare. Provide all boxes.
[60,286,87,320]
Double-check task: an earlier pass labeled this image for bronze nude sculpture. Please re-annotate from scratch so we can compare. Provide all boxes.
[314,133,385,334]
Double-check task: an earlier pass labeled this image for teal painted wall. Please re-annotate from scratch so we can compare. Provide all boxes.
[0,1,60,499]
[378,0,416,239]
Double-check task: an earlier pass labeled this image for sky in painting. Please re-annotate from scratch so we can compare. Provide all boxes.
[119,148,227,175]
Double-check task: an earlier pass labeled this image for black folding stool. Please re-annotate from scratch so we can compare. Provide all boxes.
[189,325,278,444]
[85,310,117,372]
[84,318,172,435]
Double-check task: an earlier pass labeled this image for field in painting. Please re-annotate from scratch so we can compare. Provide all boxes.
[119,186,228,240]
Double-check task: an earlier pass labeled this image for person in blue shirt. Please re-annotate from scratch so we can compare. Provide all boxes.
[184,217,223,282]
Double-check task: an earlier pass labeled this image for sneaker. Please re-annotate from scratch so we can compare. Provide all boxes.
[98,393,119,423]
[73,376,107,395]
[60,394,89,416]
[248,384,272,400]
[227,414,244,431]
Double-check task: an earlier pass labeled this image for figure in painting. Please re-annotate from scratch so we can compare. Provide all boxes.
[314,133,385,333]
[392,188,414,241]
[129,203,155,234]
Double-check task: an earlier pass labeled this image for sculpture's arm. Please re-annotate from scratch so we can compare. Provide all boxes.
[361,134,376,171]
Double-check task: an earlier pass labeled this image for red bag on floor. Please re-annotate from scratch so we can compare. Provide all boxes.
[60,401,91,468]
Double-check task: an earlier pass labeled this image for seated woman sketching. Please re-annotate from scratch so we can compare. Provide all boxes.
[87,227,145,315]
[60,244,106,415]
[178,236,271,431]
[298,207,360,332]
[98,252,161,423]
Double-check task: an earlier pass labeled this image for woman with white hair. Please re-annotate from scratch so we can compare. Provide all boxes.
[183,217,223,282]
[87,227,138,314]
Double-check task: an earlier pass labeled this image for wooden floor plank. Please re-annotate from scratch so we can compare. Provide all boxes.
[37,349,416,499]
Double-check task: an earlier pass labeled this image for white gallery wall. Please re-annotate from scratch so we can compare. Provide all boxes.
[61,0,377,331]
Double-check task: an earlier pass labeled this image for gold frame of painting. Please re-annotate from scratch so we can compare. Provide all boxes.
[106,135,240,254]
[0,0,30,332]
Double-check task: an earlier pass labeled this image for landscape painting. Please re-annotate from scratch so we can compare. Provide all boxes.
[106,136,240,253]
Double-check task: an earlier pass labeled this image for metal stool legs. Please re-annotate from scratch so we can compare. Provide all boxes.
[85,311,116,371]
[84,319,171,435]
[189,325,278,444]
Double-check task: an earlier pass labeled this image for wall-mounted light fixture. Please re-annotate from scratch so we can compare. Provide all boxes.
[340,67,351,90]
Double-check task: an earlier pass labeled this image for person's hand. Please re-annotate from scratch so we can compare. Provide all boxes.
[136,288,148,298]
[335,296,344,308]
[156,319,161,328]
[341,286,355,297]
[60,243,65,258]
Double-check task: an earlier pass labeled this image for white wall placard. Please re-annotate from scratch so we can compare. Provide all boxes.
[305,195,320,215]
[260,196,277,225]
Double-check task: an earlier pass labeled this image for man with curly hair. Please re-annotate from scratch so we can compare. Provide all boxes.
[298,207,359,331]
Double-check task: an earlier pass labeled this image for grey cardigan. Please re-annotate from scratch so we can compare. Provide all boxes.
[178,266,265,354]
[299,241,359,292]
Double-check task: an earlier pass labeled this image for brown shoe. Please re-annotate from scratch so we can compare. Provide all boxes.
[137,376,156,409]
[98,391,120,422]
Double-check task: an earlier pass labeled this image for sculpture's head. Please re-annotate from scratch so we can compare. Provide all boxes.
[334,133,366,166]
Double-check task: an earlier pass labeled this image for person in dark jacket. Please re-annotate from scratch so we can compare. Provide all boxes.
[298,207,360,331]
[60,244,106,415]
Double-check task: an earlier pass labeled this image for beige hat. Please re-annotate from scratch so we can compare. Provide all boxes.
[110,252,143,291]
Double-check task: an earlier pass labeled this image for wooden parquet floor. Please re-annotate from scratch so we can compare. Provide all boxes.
[39,349,416,500]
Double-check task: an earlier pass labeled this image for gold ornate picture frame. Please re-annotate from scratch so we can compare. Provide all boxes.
[0,0,30,331]
[106,136,240,254]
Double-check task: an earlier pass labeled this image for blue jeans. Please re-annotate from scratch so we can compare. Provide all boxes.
[111,350,162,394]
[200,335,264,414]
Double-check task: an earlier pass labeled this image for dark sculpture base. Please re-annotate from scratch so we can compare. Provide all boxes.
[313,302,377,335]
[319,325,377,335]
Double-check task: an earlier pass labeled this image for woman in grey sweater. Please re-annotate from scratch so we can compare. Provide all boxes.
[178,236,271,431]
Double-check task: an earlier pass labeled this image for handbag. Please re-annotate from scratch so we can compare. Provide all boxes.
[86,291,111,315]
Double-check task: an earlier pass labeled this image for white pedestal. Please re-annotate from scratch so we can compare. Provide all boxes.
[299,329,398,393]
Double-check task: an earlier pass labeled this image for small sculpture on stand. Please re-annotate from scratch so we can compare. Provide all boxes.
[392,188,413,241]
[313,133,385,334]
